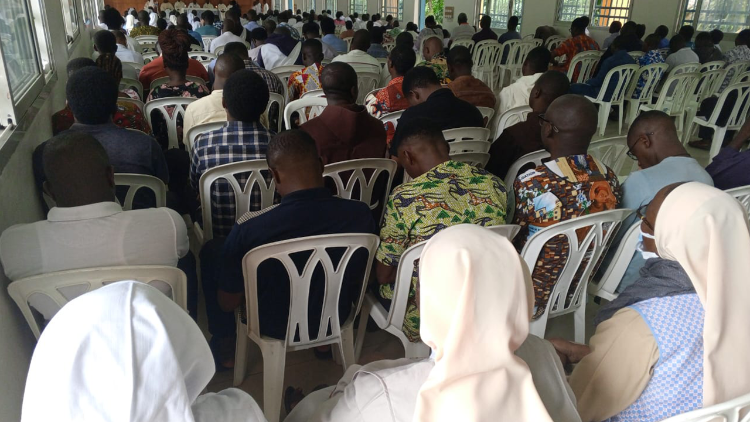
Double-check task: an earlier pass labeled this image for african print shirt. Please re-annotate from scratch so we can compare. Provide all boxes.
[146,81,210,149]
[633,50,666,98]
[130,25,161,37]
[51,103,152,136]
[364,76,409,145]
[376,160,508,342]
[416,52,451,85]
[553,34,600,80]
[512,154,621,318]
[287,63,324,102]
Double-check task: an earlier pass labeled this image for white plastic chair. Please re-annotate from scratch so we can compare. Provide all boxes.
[450,152,491,168]
[669,62,700,76]
[188,51,216,61]
[442,127,491,143]
[379,110,404,134]
[627,51,644,61]
[122,61,144,72]
[624,63,668,125]
[300,89,325,98]
[234,233,379,422]
[476,106,495,128]
[213,44,226,56]
[448,140,491,154]
[189,43,204,52]
[491,105,532,140]
[588,221,640,302]
[588,136,638,179]
[683,82,750,161]
[271,64,304,100]
[659,391,750,422]
[640,72,700,136]
[117,97,146,115]
[355,70,382,104]
[149,75,206,92]
[144,97,196,150]
[498,40,535,86]
[471,40,503,90]
[699,60,726,72]
[264,92,285,133]
[8,266,188,339]
[504,149,551,222]
[522,209,632,342]
[142,51,158,64]
[585,64,640,136]
[545,35,566,51]
[567,50,603,84]
[185,121,226,156]
[322,158,397,224]
[682,69,728,139]
[343,36,352,51]
[283,96,328,129]
[726,61,750,87]
[135,35,158,51]
[201,35,216,52]
[114,173,167,210]
[383,42,396,52]
[195,159,276,245]
[120,78,144,101]
[728,185,750,218]
[451,38,475,53]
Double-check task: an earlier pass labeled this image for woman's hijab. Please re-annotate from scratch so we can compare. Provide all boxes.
[655,182,750,406]
[412,224,553,422]
[21,281,266,422]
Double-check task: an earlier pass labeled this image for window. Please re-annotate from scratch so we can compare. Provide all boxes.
[479,0,523,30]
[60,0,80,46]
[352,0,366,14]
[556,0,632,26]
[382,0,403,20]
[681,0,750,33]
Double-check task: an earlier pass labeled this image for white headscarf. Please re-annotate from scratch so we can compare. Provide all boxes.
[655,182,750,406]
[412,224,554,422]
[21,281,266,422]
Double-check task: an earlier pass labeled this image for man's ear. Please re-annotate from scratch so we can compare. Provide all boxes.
[270,167,281,184]
[531,86,542,99]
[641,133,652,149]
[106,165,116,189]
[42,181,55,203]
[222,97,227,110]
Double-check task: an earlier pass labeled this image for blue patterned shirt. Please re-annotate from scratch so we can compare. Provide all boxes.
[633,50,666,98]
[278,22,301,40]
[190,121,275,238]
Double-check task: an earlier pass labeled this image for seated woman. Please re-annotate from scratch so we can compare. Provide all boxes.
[20,280,266,422]
[146,28,210,149]
[552,182,750,422]
[285,224,581,422]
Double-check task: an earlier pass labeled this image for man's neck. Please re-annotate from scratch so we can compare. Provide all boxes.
[213,79,226,90]
[550,146,587,160]
[55,195,115,208]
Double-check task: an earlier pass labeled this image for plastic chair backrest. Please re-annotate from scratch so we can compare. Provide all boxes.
[122,61,144,72]
[201,35,216,52]
[301,89,325,98]
[509,41,535,69]
[589,221,640,302]
[114,173,167,210]
[443,127,490,143]
[567,50,603,83]
[271,65,304,85]
[492,105,532,140]
[450,152,491,168]
[188,51,216,61]
[117,97,145,115]
[383,42,396,52]
[737,70,750,84]
[379,110,404,133]
[545,35,566,51]
[120,78,144,100]
[142,51,158,63]
[144,97,196,150]
[627,51,645,60]
[487,224,522,240]
[185,121,226,156]
[670,62,700,75]
[476,107,495,127]
[343,36,352,51]
[452,38,475,53]
[448,140,491,154]
[591,64,639,104]
[707,83,750,131]
[8,266,188,339]
[728,185,750,218]
[588,136,638,178]
[692,69,728,104]
[626,63,668,102]
[213,44,226,55]
[190,44,204,52]
[473,39,503,69]
[659,391,750,422]
[355,71,381,104]
[198,159,276,242]
[322,158,397,223]
[521,209,632,321]
[265,92,285,133]
[283,96,328,128]
[652,72,700,116]
[504,149,551,189]
[242,233,379,346]
[699,60,726,72]
[727,61,750,86]
[135,35,158,46]
[149,75,206,92]
[530,38,543,47]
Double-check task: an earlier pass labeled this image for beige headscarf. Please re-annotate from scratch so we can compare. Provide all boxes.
[412,224,554,422]
[655,182,750,406]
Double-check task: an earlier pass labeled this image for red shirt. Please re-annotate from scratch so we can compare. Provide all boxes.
[138,56,210,90]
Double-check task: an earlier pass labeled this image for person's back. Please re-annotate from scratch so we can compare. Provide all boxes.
[446,45,496,109]
[450,13,475,42]
[299,62,386,164]
[209,19,245,53]
[665,34,699,70]
[332,29,381,68]
[366,27,389,58]
[472,15,497,43]
[415,36,449,84]
[321,16,347,53]
[570,37,635,101]
[364,45,416,144]
[196,11,220,36]
[498,46,550,114]
[498,16,521,44]
[551,17,599,74]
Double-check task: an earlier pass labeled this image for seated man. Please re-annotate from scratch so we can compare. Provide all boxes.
[259,26,301,68]
[611,110,713,292]
[204,130,376,364]
[138,44,209,90]
[449,12,475,43]
[570,36,635,101]
[190,70,274,239]
[665,34,699,71]
[321,16,347,54]
[416,36,449,84]
[176,13,203,47]
[497,46,550,115]
[706,116,750,190]
[487,71,570,179]
[364,44,416,144]
[287,39,325,102]
[367,27,389,58]
[413,15,442,52]
[196,10,220,36]
[332,29,381,69]
[183,53,245,137]
[2,132,189,320]
[498,15,521,43]
[446,45,495,109]
[471,15,497,43]
[551,17,599,78]
[209,18,245,53]
[131,10,161,37]
[394,67,484,138]
[113,29,144,65]
[376,119,508,342]
[300,62,387,164]
[302,21,335,60]
[513,95,621,316]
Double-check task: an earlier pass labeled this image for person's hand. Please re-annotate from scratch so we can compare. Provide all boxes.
[728,115,750,151]
[548,337,591,366]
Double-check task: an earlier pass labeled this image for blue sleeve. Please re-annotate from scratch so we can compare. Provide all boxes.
[620,171,647,210]
[586,56,614,89]
[220,224,254,293]
[150,139,170,184]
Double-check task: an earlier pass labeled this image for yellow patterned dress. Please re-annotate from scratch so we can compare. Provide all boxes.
[375,160,508,342]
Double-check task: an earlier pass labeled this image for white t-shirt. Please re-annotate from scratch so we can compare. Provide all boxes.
[209,31,245,53]
[331,49,381,69]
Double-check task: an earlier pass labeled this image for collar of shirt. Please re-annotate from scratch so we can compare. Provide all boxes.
[426,87,455,101]
[387,76,404,87]
[223,120,266,133]
[69,121,118,131]
[48,202,123,222]
[280,187,333,205]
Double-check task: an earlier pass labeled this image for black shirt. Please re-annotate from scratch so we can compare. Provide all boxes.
[221,187,377,340]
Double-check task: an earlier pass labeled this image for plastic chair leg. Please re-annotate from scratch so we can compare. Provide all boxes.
[340,326,356,370]
[683,119,697,145]
[617,103,624,135]
[353,297,373,362]
[259,340,287,422]
[598,103,612,136]
[574,299,587,344]
[404,340,431,359]
[233,319,249,387]
[626,100,639,126]
[709,126,727,161]
[528,314,549,339]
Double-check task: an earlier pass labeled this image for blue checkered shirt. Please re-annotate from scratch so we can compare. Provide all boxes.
[244,60,285,95]
[190,121,274,238]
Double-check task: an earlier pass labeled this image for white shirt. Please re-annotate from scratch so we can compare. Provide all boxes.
[162,1,174,9]
[191,19,202,31]
[259,43,287,69]
[353,20,367,31]
[125,14,136,31]
[182,89,227,139]
[126,35,143,54]
[0,202,189,282]
[332,49,381,69]
[116,44,144,64]
[149,12,158,26]
[209,31,245,53]
[497,72,541,115]
[174,0,186,9]
[665,47,699,70]
[188,2,198,7]
[450,23,475,41]
[320,40,336,60]
[204,2,215,9]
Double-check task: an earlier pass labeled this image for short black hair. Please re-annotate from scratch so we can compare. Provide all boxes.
[101,7,124,29]
[424,15,435,25]
[302,21,320,36]
[457,12,467,24]
[201,10,215,24]
[738,29,750,46]
[266,129,320,168]
[390,117,446,156]
[678,25,695,41]
[66,57,96,76]
[670,34,686,51]
[406,22,418,31]
[571,17,587,30]
[223,69,269,122]
[635,24,646,39]
[157,18,168,30]
[535,70,571,100]
[371,26,384,44]
[302,38,323,56]
[525,46,551,73]
[508,15,519,28]
[345,20,352,29]
[710,29,723,44]
[67,67,118,125]
[319,16,335,34]
[609,21,622,33]
[251,27,268,41]
[401,66,439,95]
[389,44,416,76]
[446,45,472,68]
[396,31,413,47]
[655,25,669,38]
[94,30,117,54]
[224,41,250,59]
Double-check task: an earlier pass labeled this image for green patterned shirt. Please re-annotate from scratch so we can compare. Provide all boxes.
[415,53,451,85]
[376,160,507,342]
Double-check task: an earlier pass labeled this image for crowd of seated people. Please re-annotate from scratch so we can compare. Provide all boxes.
[6,6,750,422]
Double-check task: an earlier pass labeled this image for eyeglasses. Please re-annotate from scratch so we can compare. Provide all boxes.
[626,131,657,160]
[636,202,654,232]
[538,113,560,133]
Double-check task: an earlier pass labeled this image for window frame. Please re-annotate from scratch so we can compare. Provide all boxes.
[555,0,633,27]
[679,0,750,34]
[59,0,83,51]
[381,0,403,21]
[477,0,523,30]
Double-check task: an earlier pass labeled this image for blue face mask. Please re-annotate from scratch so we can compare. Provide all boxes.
[636,229,658,260]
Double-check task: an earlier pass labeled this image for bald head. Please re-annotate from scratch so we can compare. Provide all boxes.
[266,130,324,197]
[350,29,370,52]
[542,94,599,157]
[214,52,246,89]
[422,37,443,61]
[627,110,688,168]
[529,70,571,114]
[321,62,357,105]
[43,132,115,207]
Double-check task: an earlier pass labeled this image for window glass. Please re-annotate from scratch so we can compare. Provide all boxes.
[382,0,403,21]
[592,0,631,27]
[556,0,589,22]
[352,0,366,14]
[682,0,750,33]
[479,0,523,30]
[0,0,41,98]
[60,0,80,44]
